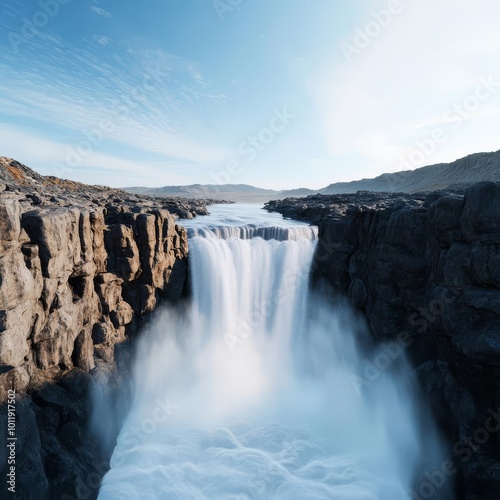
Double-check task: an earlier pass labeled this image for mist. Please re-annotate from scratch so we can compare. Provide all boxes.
[96,209,446,499]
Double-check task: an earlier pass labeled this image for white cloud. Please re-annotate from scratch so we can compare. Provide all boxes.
[0,124,193,186]
[0,40,230,166]
[90,6,112,18]
[311,0,500,180]
[188,65,205,85]
[92,34,111,46]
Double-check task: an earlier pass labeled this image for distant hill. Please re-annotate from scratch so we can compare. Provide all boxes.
[125,150,500,202]
[322,150,500,194]
[125,184,318,203]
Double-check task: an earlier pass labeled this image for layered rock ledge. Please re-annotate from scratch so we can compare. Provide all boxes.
[266,184,500,498]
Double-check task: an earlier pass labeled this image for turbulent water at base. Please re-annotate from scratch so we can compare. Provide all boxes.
[98,205,441,500]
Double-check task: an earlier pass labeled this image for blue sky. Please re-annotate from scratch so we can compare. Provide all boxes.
[1,0,499,189]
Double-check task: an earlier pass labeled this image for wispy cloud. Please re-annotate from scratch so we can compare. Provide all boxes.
[0,124,194,186]
[0,35,230,167]
[92,34,111,46]
[188,65,205,85]
[90,6,112,18]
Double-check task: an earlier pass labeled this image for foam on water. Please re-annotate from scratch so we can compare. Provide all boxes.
[97,205,442,500]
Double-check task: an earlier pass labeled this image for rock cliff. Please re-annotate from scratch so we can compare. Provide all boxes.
[0,157,221,499]
[266,183,500,499]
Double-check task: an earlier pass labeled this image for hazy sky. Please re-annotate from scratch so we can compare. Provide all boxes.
[1,0,499,189]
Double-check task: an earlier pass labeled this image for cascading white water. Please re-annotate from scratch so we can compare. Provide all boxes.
[98,205,442,500]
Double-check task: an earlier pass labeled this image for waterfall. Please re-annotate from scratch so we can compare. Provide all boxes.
[186,224,318,241]
[98,207,443,500]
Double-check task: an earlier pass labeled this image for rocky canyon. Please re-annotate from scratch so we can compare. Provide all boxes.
[1,155,500,499]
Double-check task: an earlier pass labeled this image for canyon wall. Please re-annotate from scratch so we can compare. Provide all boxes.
[0,158,194,499]
[0,198,188,399]
[267,182,500,499]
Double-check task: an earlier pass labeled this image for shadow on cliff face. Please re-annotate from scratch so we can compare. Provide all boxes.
[0,370,111,500]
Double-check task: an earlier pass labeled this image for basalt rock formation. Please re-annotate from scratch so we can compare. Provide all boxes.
[266,184,500,499]
[0,157,224,499]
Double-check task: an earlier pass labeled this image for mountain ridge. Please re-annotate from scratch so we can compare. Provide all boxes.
[124,150,500,202]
